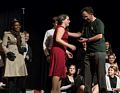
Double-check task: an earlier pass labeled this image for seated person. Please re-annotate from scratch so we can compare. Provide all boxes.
[60,64,76,93]
[106,66,120,93]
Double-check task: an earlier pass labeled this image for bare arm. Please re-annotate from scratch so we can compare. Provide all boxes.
[66,50,73,59]
[56,27,76,51]
[78,34,103,43]
[88,34,103,42]
[68,32,82,38]
[112,88,120,92]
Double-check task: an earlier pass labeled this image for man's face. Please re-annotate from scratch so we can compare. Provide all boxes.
[82,11,92,22]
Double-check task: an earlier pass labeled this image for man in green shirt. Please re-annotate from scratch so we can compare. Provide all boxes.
[78,6,107,93]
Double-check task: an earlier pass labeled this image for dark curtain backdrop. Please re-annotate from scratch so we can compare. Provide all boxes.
[0,0,120,90]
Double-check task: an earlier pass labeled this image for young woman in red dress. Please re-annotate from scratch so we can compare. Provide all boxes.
[49,14,77,93]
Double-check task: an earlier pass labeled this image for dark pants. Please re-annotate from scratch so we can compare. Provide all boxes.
[8,77,26,93]
[84,52,107,93]
[0,67,4,82]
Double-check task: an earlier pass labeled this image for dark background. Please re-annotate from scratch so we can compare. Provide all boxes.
[0,0,120,90]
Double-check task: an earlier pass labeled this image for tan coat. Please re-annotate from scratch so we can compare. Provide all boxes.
[2,31,28,77]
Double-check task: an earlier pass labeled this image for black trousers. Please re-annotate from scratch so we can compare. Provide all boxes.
[8,77,26,93]
[0,67,4,82]
[84,52,107,93]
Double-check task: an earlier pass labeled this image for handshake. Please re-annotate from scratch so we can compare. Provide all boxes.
[7,52,16,61]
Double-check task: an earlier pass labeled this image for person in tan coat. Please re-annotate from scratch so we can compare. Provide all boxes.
[2,19,28,93]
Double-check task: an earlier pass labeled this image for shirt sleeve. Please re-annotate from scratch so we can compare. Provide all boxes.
[95,20,104,34]
[43,31,49,56]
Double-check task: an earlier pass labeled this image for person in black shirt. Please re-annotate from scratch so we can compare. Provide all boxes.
[78,6,107,93]
[60,64,76,93]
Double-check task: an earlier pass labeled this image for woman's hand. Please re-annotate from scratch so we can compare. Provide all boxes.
[69,45,76,51]
[66,50,73,59]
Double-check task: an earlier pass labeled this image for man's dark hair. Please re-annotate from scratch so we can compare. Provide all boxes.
[81,6,94,14]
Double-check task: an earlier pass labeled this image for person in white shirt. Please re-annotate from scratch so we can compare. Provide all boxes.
[106,66,120,93]
[43,16,58,62]
[41,16,58,93]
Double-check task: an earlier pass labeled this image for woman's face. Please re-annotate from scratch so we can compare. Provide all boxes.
[63,16,70,27]
[13,22,21,31]
[108,55,115,64]
[68,65,76,75]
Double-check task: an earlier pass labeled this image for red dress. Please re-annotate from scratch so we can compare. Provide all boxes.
[49,26,68,78]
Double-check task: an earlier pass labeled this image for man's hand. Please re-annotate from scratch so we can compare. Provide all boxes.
[78,37,89,43]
